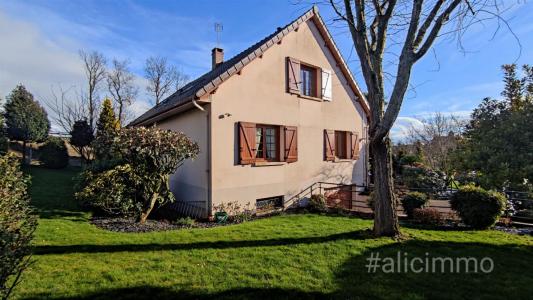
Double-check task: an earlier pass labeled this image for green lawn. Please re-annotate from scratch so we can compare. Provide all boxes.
[13,167,533,299]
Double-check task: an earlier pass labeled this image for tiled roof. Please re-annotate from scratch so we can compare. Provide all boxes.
[130,6,368,126]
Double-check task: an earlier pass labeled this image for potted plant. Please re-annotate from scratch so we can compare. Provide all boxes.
[213,203,228,224]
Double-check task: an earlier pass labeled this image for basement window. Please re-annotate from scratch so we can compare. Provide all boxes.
[256,196,283,211]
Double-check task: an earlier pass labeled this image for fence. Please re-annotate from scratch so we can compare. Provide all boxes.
[285,182,533,224]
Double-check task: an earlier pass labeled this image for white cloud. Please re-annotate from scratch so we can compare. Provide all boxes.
[0,8,157,131]
[0,10,85,102]
[390,117,424,142]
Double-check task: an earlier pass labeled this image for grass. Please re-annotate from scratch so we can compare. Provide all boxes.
[11,167,533,299]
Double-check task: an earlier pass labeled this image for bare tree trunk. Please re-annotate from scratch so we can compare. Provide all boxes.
[371,137,399,236]
[138,192,159,224]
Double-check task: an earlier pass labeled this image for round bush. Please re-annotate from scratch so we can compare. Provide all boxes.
[450,185,507,229]
[39,137,69,169]
[401,192,429,219]
[412,208,443,225]
[309,194,327,212]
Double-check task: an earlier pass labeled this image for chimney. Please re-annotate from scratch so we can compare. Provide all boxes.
[212,47,224,69]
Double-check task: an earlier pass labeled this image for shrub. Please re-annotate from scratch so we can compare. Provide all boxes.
[402,165,446,192]
[401,192,429,219]
[309,194,327,212]
[175,217,195,227]
[115,127,199,223]
[0,154,37,298]
[0,116,8,155]
[450,185,507,229]
[39,137,69,169]
[399,154,421,166]
[233,210,254,223]
[412,208,444,225]
[75,164,140,216]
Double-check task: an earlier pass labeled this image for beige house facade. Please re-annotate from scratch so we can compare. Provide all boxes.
[131,7,370,218]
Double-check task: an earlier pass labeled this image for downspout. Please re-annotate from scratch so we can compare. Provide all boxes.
[192,98,212,219]
[364,124,369,187]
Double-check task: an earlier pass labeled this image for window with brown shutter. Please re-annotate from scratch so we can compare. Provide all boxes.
[287,57,300,94]
[324,130,335,161]
[284,126,298,162]
[300,65,318,97]
[239,122,256,165]
[325,130,360,161]
[239,122,297,165]
[255,125,280,162]
[335,131,349,159]
[351,131,360,160]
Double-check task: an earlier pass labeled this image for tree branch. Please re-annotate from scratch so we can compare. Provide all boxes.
[414,0,462,61]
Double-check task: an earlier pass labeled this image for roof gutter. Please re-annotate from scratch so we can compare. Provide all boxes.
[131,96,197,127]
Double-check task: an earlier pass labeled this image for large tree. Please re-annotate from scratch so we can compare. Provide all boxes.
[144,56,189,105]
[454,64,533,190]
[107,58,138,124]
[4,85,50,164]
[79,50,107,132]
[328,0,512,236]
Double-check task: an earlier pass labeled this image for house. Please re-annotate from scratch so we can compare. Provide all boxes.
[130,6,370,218]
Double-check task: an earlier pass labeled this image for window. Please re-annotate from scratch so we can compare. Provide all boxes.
[335,131,348,159]
[255,125,279,161]
[256,196,283,211]
[239,122,298,165]
[324,130,360,161]
[300,64,318,97]
[287,57,333,100]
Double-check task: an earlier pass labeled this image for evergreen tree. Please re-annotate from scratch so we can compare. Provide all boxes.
[70,120,94,162]
[454,64,533,190]
[501,64,522,106]
[3,85,50,163]
[93,98,120,167]
[96,98,119,137]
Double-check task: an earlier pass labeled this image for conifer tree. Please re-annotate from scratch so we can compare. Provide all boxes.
[96,98,119,137]
[3,85,50,163]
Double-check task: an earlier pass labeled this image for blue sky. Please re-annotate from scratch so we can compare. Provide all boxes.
[0,0,532,138]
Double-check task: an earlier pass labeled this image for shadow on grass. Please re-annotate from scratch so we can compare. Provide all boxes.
[36,209,87,221]
[25,240,533,300]
[24,286,325,300]
[33,229,373,255]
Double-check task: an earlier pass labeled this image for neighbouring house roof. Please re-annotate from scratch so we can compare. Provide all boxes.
[130,6,369,127]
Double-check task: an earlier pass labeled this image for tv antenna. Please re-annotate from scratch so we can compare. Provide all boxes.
[214,22,223,47]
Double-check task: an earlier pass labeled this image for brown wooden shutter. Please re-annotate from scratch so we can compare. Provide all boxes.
[324,129,335,161]
[351,131,360,160]
[287,57,300,94]
[316,67,322,98]
[284,126,298,163]
[239,122,256,165]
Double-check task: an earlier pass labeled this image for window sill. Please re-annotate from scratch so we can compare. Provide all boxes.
[333,158,353,163]
[253,161,287,167]
[297,94,323,102]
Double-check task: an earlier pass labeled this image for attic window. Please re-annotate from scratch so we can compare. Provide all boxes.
[300,64,318,97]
